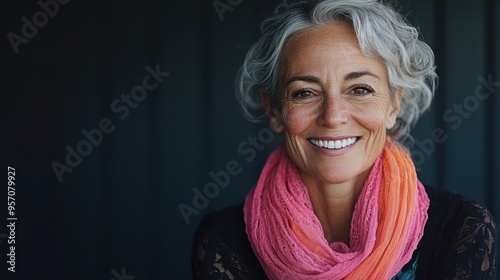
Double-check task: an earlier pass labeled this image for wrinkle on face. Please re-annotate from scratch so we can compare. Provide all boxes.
[273,22,400,187]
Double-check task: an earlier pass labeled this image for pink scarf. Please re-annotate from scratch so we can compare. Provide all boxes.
[244,141,429,279]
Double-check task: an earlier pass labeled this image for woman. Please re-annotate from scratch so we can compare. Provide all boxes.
[192,0,497,279]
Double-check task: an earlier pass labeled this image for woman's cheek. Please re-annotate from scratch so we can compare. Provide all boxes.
[350,101,387,132]
[283,105,316,134]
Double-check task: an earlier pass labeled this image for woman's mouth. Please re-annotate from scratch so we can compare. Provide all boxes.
[308,137,359,150]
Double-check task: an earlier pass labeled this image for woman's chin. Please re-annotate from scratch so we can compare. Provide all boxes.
[302,169,360,186]
[312,164,371,187]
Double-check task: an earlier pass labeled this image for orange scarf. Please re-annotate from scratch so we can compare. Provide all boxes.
[244,140,429,279]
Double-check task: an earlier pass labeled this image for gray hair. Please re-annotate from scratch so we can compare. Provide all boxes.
[236,0,437,144]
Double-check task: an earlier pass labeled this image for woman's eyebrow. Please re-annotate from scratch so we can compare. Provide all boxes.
[285,75,321,86]
[285,71,380,86]
[344,71,380,81]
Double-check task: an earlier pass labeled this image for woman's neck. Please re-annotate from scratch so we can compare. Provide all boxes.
[301,171,369,245]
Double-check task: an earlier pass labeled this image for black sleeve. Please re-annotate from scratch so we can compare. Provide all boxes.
[191,204,267,280]
[436,199,498,279]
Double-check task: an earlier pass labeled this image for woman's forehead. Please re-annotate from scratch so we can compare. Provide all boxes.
[279,24,387,83]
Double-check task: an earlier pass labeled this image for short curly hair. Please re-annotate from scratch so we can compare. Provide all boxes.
[236,0,437,144]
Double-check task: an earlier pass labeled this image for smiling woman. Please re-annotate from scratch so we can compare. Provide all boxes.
[275,23,399,199]
[192,0,497,279]
[271,23,403,245]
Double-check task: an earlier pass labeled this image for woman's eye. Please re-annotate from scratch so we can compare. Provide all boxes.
[351,86,373,96]
[293,90,314,99]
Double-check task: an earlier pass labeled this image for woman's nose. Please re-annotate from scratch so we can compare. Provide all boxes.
[317,95,349,127]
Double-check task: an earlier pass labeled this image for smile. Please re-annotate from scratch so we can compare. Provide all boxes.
[309,137,358,150]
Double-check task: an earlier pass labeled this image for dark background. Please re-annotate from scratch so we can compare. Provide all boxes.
[1,0,499,279]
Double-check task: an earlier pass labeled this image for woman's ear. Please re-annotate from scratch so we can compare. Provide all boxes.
[386,87,404,130]
[260,89,284,133]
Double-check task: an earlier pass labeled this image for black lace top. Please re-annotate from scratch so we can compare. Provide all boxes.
[192,186,498,279]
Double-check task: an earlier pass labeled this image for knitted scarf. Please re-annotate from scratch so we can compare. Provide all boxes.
[244,140,429,279]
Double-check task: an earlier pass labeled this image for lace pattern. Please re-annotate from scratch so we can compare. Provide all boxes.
[192,212,254,280]
[438,201,497,279]
[192,188,498,279]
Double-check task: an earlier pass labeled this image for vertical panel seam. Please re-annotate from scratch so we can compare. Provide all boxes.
[434,0,447,190]
[199,1,214,211]
[484,0,497,216]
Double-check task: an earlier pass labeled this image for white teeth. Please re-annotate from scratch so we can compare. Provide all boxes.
[328,141,334,149]
[335,140,341,149]
[309,137,358,150]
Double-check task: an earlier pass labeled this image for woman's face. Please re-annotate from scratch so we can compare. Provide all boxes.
[274,23,401,187]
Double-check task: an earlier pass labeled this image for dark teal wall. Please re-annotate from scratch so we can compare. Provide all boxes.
[2,0,498,279]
